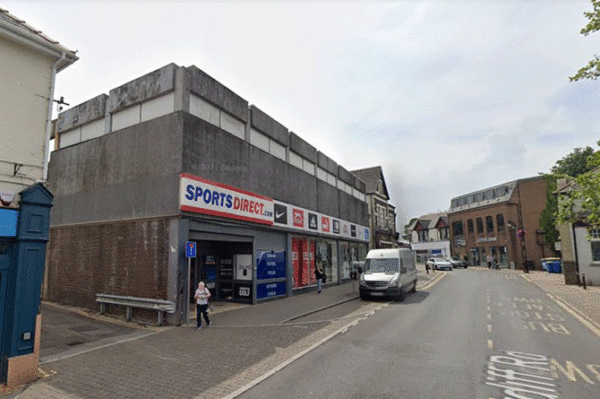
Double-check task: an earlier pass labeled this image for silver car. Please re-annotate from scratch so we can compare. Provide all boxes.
[426,257,453,271]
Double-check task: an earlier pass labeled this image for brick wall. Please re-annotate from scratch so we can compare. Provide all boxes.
[46,218,171,310]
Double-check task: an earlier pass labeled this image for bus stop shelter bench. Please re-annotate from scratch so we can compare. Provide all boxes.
[96,294,176,325]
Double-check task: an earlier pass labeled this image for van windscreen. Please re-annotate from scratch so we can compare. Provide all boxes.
[364,258,398,274]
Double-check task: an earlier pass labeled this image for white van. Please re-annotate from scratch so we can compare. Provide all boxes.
[359,248,418,301]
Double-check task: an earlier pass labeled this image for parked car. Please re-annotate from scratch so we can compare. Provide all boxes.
[426,257,453,271]
[447,257,467,268]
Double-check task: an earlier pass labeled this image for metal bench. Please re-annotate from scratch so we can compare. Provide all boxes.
[96,294,176,325]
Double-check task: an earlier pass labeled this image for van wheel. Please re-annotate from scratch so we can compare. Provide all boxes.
[396,288,406,302]
[410,281,417,293]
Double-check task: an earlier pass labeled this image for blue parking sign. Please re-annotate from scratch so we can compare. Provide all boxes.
[185,241,197,258]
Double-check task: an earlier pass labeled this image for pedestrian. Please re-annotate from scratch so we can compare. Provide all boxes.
[425,262,430,274]
[493,258,499,270]
[315,265,325,293]
[194,281,211,330]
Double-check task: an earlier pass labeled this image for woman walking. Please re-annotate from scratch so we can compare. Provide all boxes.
[194,281,211,330]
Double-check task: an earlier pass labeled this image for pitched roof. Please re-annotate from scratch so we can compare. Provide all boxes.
[351,166,389,199]
[0,7,78,71]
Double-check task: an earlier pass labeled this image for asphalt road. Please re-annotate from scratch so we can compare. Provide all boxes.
[237,269,600,399]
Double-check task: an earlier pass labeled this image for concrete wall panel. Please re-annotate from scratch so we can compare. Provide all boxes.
[141,92,175,123]
[289,132,317,163]
[250,105,289,146]
[56,94,108,133]
[108,63,177,113]
[186,66,248,122]
[48,113,183,225]
[317,151,338,175]
[338,165,354,185]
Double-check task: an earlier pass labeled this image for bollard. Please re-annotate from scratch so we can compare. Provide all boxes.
[582,274,587,290]
[576,273,581,287]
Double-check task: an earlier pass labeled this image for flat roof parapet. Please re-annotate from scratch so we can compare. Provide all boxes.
[317,152,338,175]
[289,132,317,163]
[250,105,289,146]
[338,166,354,185]
[108,63,177,114]
[56,94,108,133]
[186,65,248,123]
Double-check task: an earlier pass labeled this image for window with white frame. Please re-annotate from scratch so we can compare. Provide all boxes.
[376,205,386,228]
[590,228,600,262]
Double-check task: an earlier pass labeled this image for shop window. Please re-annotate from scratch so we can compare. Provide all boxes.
[452,221,464,237]
[486,216,494,234]
[467,219,474,235]
[591,229,600,262]
[292,237,316,289]
[316,239,338,283]
[496,214,505,232]
[476,218,483,234]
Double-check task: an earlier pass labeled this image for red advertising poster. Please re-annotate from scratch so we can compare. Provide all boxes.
[301,238,309,286]
[292,237,301,288]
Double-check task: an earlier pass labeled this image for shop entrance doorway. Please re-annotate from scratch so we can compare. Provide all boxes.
[189,240,252,304]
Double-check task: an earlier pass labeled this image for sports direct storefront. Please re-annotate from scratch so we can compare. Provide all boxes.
[179,173,369,302]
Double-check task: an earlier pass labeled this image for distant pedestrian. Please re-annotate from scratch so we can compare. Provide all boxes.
[425,262,430,274]
[493,258,499,270]
[194,281,211,330]
[315,265,325,293]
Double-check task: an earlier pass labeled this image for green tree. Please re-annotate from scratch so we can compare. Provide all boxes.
[556,148,600,227]
[540,147,595,247]
[571,0,600,81]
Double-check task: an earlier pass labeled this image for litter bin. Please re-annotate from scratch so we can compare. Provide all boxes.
[541,258,560,273]
[549,260,562,273]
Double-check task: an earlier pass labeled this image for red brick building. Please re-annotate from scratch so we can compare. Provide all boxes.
[448,176,556,270]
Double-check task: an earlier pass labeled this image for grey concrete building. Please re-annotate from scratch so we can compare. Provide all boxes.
[47,63,370,325]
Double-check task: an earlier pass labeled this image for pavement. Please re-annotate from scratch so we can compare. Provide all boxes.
[1,266,443,399]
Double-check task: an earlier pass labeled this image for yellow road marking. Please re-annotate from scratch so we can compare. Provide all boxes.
[487,339,494,349]
[420,272,447,290]
[487,324,492,333]
[487,313,491,320]
[546,293,600,339]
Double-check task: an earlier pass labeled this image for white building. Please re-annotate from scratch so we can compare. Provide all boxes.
[0,7,78,206]
[408,212,451,262]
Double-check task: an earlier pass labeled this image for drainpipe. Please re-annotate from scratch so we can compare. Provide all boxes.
[42,52,66,183]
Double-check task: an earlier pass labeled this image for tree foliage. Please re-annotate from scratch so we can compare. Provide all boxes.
[556,149,600,227]
[540,147,596,247]
[571,0,600,81]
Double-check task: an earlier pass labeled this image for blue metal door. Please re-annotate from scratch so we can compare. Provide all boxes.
[0,240,13,364]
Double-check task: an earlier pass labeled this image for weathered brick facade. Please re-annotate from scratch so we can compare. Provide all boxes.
[46,218,170,309]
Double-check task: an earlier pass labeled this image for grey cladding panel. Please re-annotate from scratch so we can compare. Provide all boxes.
[354,177,366,192]
[250,105,289,146]
[338,166,354,185]
[289,132,317,163]
[108,63,178,113]
[317,152,338,175]
[186,66,248,122]
[57,94,108,133]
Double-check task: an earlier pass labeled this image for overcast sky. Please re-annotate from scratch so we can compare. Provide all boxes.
[7,1,600,228]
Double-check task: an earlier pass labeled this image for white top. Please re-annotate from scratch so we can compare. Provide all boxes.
[195,287,211,305]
